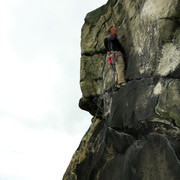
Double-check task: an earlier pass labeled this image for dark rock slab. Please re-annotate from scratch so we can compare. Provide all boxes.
[71,126,135,180]
[97,133,180,180]
[108,78,161,132]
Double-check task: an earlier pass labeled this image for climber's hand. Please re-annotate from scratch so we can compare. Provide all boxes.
[107,51,111,56]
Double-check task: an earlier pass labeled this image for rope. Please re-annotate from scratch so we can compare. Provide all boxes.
[92,54,110,122]
[92,51,125,122]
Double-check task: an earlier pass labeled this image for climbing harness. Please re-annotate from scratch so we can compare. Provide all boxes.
[107,51,124,84]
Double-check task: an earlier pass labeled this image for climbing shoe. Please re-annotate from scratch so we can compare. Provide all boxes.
[121,82,126,86]
[116,84,121,88]
[116,82,126,88]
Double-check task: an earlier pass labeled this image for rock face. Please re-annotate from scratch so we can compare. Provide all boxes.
[63,0,180,179]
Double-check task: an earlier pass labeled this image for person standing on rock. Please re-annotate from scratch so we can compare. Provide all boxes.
[104,26,126,88]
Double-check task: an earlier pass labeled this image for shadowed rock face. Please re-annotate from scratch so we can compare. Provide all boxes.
[63,0,180,179]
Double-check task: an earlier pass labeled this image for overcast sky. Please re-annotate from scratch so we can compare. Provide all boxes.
[0,0,107,179]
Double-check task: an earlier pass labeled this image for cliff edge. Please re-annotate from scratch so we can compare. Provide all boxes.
[63,0,180,179]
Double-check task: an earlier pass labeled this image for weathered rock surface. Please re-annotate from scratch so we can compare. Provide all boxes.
[63,0,180,179]
[63,119,180,180]
[156,79,180,127]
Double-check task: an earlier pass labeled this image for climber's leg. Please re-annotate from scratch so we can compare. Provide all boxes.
[116,52,126,84]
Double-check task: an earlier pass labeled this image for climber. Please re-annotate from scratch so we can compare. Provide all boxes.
[104,26,126,88]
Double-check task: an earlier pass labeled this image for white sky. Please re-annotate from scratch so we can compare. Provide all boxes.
[0,0,107,179]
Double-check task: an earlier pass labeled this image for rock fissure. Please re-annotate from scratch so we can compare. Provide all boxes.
[95,16,112,52]
[81,52,106,57]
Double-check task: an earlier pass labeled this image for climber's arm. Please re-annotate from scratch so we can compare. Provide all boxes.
[104,38,109,51]
[104,38,112,56]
